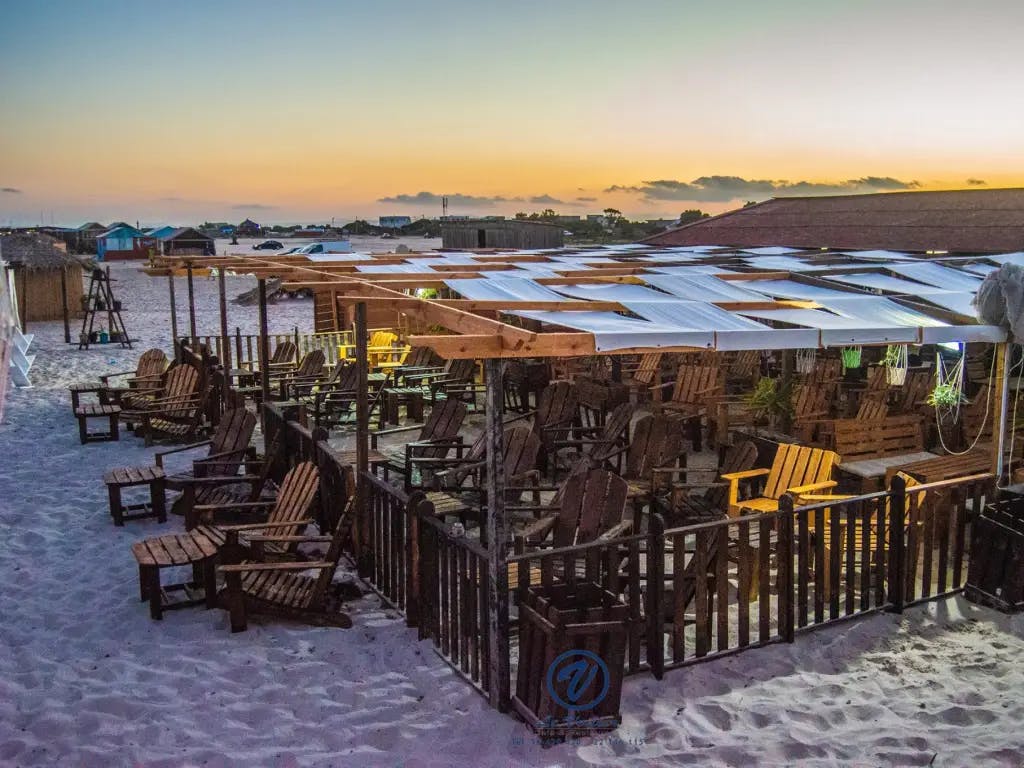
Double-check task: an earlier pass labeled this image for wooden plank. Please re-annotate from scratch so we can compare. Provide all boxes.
[758,522,770,642]
[738,520,751,645]
[483,358,510,711]
[715,530,729,651]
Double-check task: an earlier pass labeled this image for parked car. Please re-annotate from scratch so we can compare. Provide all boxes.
[253,240,284,250]
[292,240,352,254]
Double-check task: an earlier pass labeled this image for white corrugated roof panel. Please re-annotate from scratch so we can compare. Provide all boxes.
[643,274,769,302]
[552,283,677,302]
[444,278,569,302]
[885,263,982,292]
[826,273,935,294]
[742,279,860,301]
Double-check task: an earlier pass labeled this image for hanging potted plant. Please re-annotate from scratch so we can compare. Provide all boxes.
[884,344,908,385]
[744,377,793,430]
[796,348,816,375]
[841,346,862,370]
[930,349,967,423]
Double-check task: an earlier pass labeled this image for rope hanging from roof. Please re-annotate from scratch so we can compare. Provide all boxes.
[795,348,816,374]
[884,344,908,385]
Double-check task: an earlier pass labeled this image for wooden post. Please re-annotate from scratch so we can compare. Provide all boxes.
[59,266,70,343]
[993,342,1010,480]
[777,494,795,643]
[646,512,665,680]
[294,325,301,359]
[354,302,370,576]
[258,279,271,405]
[887,473,906,613]
[483,357,511,711]
[217,265,231,369]
[186,261,197,344]
[168,272,179,344]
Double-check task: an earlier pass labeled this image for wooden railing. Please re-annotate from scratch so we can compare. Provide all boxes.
[416,504,494,693]
[189,327,400,370]
[362,470,419,614]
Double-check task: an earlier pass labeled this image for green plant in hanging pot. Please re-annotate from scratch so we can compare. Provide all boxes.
[883,344,908,385]
[926,383,967,409]
[841,346,862,370]
[744,377,793,429]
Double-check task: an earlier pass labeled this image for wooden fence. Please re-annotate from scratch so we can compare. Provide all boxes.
[357,467,993,706]
[189,327,399,370]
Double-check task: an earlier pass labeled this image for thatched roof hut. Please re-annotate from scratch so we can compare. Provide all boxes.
[0,234,84,324]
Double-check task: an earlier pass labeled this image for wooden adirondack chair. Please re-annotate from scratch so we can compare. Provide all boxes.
[385,346,439,379]
[791,383,834,443]
[513,468,630,552]
[726,350,761,392]
[372,398,468,488]
[622,352,663,402]
[157,407,256,488]
[506,381,579,475]
[723,443,840,516]
[600,414,685,503]
[654,365,724,451]
[551,401,633,476]
[426,426,542,529]
[90,348,169,406]
[121,364,207,446]
[263,340,298,370]
[271,349,326,393]
[193,461,322,562]
[804,358,843,388]
[668,440,759,525]
[218,472,358,633]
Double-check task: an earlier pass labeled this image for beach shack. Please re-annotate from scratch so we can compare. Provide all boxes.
[157,227,215,256]
[96,225,153,261]
[441,218,564,249]
[73,222,107,254]
[236,218,261,236]
[0,233,84,324]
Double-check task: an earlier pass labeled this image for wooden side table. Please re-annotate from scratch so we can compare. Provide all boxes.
[131,528,220,620]
[74,404,121,444]
[382,386,425,425]
[69,382,106,412]
[103,466,167,525]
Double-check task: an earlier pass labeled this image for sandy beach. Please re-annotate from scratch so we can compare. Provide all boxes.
[1,259,1024,767]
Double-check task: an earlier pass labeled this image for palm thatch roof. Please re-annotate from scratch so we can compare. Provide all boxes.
[0,233,82,271]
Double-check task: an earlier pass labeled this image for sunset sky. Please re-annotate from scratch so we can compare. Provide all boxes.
[1,0,1022,227]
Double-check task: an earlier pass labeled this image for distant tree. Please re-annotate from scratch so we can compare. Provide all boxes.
[540,208,557,219]
[514,212,528,220]
[678,209,710,225]
[743,200,759,208]
[602,207,622,220]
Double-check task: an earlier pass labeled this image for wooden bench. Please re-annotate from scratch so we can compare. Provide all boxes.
[74,404,121,444]
[833,416,935,493]
[103,466,167,525]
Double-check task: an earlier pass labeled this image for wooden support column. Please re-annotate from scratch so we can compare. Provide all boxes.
[780,349,795,434]
[217,266,231,368]
[258,279,271,405]
[18,268,27,331]
[483,357,511,711]
[168,273,179,344]
[186,262,197,344]
[993,342,1011,480]
[354,302,370,576]
[59,267,70,343]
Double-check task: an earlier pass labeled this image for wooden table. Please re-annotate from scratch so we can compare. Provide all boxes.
[74,404,121,444]
[131,528,220,620]
[381,387,424,425]
[69,382,106,412]
[103,466,167,525]
[884,450,992,485]
[335,448,389,468]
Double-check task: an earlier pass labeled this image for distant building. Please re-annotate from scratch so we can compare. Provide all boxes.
[379,216,412,229]
[145,225,177,240]
[586,214,608,225]
[157,227,215,256]
[0,233,85,323]
[236,218,261,236]
[441,219,564,250]
[643,188,1024,252]
[73,222,107,254]
[96,225,154,261]
[552,215,583,224]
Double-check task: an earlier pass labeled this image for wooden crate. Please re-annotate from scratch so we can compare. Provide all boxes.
[966,499,1024,613]
[513,582,628,742]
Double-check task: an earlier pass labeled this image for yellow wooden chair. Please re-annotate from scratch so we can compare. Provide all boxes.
[722,443,840,517]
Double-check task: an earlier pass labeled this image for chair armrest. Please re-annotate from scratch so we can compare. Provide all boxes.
[177,474,262,487]
[795,494,855,503]
[721,468,770,481]
[154,440,212,467]
[217,518,314,532]
[516,514,557,545]
[244,535,333,543]
[787,480,838,495]
[194,500,276,512]
[219,560,331,574]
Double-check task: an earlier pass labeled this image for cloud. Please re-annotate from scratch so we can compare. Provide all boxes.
[575,196,597,202]
[1,187,21,194]
[230,203,277,210]
[528,194,565,205]
[604,175,921,203]
[966,178,987,186]
[377,191,523,207]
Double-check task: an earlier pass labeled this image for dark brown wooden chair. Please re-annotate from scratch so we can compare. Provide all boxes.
[653,365,724,450]
[372,399,469,489]
[507,381,579,476]
[668,440,759,526]
[218,471,360,633]
[94,348,169,406]
[514,467,630,553]
[551,401,634,477]
[156,406,257,488]
[121,364,208,446]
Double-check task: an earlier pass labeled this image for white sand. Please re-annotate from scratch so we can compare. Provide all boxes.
[1,259,1023,767]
